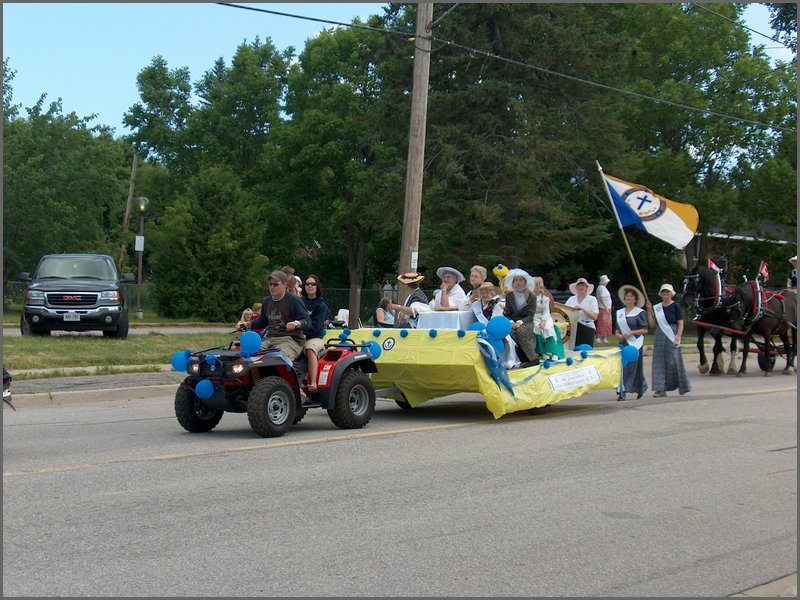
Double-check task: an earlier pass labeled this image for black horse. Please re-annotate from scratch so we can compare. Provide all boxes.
[724,280,796,376]
[682,265,738,375]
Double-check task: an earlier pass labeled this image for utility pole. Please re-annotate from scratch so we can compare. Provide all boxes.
[118,151,138,273]
[397,2,434,303]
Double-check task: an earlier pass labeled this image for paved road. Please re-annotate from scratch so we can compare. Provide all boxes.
[3,357,796,597]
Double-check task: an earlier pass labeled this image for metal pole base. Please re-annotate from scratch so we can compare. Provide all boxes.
[136,310,144,320]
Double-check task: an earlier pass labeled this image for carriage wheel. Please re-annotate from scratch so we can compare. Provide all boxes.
[757,351,776,372]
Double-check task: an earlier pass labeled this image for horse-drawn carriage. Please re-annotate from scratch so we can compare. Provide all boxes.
[683,265,796,376]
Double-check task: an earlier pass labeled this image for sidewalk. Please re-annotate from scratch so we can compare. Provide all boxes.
[731,573,797,597]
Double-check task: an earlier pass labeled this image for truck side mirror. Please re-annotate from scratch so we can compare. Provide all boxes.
[18,272,30,282]
[122,273,135,282]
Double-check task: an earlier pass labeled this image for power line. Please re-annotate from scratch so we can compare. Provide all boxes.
[690,2,791,48]
[432,37,795,133]
[217,2,795,133]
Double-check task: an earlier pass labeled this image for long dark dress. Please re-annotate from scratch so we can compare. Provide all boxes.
[503,291,538,362]
[618,308,648,397]
[651,302,691,395]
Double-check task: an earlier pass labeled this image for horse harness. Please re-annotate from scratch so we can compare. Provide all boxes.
[728,279,794,333]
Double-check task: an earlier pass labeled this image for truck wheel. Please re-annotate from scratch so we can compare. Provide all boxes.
[328,369,376,429]
[175,382,223,432]
[115,310,129,339]
[20,315,31,336]
[247,376,296,437]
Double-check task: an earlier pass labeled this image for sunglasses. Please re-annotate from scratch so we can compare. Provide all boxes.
[304,281,317,286]
[268,281,284,287]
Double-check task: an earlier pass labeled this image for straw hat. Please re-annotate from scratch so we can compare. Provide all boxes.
[476,281,500,295]
[505,268,535,292]
[618,284,645,308]
[436,266,465,283]
[569,277,595,295]
[397,271,424,284]
[659,283,676,297]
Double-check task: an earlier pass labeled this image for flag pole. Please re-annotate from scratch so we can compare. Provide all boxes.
[595,161,649,300]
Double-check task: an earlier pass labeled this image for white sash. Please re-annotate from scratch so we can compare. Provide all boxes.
[653,303,676,343]
[616,307,644,349]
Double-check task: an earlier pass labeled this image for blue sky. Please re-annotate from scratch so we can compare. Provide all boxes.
[3,3,791,136]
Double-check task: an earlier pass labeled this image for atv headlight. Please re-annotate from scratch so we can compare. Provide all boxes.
[187,361,200,375]
[225,361,250,377]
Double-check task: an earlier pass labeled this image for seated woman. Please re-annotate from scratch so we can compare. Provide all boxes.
[470,281,503,324]
[374,296,395,327]
[503,268,539,365]
[234,308,253,339]
[459,265,488,309]
[387,272,431,328]
[301,274,333,397]
[433,266,467,310]
[532,276,564,360]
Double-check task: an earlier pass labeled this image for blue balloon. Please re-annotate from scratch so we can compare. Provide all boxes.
[373,329,381,337]
[429,329,438,338]
[543,360,551,369]
[240,331,262,355]
[457,329,466,337]
[195,379,214,400]
[343,328,351,335]
[566,357,574,366]
[400,329,409,337]
[171,350,190,372]
[621,345,639,366]
[574,344,592,352]
[468,321,486,331]
[205,354,217,365]
[240,351,251,359]
[580,350,588,359]
[486,316,512,340]
[366,340,382,360]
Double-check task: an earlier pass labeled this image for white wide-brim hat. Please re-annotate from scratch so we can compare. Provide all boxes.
[505,268,535,292]
[599,274,610,285]
[618,284,645,308]
[659,283,676,297]
[790,255,797,263]
[569,277,595,295]
[436,266,465,283]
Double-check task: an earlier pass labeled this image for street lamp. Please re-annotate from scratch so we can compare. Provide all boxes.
[135,196,150,320]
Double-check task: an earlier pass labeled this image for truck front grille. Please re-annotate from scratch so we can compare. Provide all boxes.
[46,293,99,307]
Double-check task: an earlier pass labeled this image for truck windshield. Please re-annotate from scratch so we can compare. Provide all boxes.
[36,257,117,281]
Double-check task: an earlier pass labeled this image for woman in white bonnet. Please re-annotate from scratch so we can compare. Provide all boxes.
[503,268,539,365]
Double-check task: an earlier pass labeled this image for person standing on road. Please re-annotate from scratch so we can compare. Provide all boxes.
[615,285,649,401]
[566,277,599,348]
[787,255,797,290]
[646,283,691,398]
[250,270,311,360]
[595,274,613,343]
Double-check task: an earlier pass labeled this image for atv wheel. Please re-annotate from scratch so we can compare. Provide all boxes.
[175,382,224,432]
[328,369,376,429]
[247,376,296,437]
[293,406,309,424]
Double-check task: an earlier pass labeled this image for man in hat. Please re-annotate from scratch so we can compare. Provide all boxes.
[787,256,797,290]
[388,272,431,328]
[434,266,467,309]
[250,270,312,359]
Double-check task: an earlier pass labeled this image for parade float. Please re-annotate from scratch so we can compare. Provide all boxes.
[323,311,638,419]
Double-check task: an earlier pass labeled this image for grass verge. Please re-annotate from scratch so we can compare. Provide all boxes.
[3,332,233,372]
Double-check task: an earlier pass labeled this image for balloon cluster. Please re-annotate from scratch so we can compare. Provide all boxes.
[620,345,639,366]
[365,340,382,360]
[471,316,512,361]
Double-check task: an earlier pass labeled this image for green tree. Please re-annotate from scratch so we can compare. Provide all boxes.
[147,165,269,321]
[3,96,130,285]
